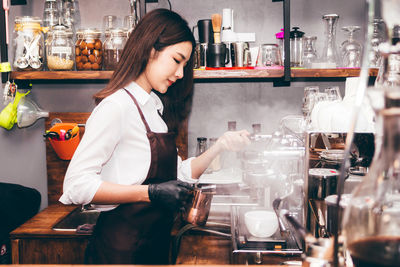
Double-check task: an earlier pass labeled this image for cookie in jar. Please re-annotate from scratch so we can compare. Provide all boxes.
[75,28,103,70]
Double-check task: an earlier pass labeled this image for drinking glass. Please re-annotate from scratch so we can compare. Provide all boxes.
[103,15,117,34]
[256,44,282,67]
[324,86,342,101]
[340,26,362,68]
[302,86,320,119]
[124,15,136,34]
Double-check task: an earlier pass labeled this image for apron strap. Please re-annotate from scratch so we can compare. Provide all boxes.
[123,88,152,133]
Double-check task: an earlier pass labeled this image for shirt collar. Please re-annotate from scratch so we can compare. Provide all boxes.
[124,82,164,115]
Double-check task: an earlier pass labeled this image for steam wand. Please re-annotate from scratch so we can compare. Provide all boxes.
[333,0,376,266]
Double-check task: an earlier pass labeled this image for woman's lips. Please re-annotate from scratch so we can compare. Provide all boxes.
[168,80,174,86]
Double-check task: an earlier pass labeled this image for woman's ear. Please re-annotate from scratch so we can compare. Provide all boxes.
[149,48,157,60]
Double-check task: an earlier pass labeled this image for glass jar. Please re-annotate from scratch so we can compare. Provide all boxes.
[47,28,74,70]
[13,16,46,71]
[103,28,128,70]
[75,28,102,70]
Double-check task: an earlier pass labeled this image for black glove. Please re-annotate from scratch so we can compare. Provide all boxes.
[148,180,194,211]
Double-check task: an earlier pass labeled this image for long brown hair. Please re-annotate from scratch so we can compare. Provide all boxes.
[94,9,196,132]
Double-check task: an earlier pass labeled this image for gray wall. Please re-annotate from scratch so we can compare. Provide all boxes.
[1,0,367,210]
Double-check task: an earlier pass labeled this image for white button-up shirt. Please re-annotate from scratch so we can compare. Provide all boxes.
[59,82,195,211]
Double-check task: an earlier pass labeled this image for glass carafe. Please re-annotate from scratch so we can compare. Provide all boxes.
[321,14,341,68]
[302,36,318,68]
[342,107,400,267]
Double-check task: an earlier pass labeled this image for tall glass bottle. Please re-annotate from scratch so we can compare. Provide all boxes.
[321,14,341,68]
[342,107,400,267]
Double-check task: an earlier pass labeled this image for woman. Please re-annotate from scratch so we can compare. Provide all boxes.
[60,9,250,264]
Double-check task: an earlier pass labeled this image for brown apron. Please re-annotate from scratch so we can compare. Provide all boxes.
[85,88,178,264]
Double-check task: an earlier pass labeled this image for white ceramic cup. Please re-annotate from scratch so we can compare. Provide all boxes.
[244,210,279,238]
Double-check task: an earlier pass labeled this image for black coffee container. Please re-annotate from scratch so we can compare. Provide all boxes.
[207,43,230,67]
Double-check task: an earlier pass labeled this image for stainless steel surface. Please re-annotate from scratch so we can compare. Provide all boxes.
[231,206,302,258]
[52,206,100,231]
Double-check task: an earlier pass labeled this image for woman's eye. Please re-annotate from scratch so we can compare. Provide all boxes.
[173,58,180,64]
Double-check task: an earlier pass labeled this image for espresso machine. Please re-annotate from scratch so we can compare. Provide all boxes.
[304,132,374,237]
[228,134,306,264]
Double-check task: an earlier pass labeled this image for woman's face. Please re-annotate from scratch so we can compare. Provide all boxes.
[136,41,192,94]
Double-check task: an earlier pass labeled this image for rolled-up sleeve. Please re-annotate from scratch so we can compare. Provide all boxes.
[59,100,123,205]
[177,156,198,183]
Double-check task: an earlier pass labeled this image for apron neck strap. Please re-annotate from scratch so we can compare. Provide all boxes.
[123,88,151,133]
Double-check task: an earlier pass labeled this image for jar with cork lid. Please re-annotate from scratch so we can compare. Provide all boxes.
[75,28,103,70]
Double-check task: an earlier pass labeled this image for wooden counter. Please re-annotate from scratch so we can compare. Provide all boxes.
[10,204,234,265]
[10,204,300,265]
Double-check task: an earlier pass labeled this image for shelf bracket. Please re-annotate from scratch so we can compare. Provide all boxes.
[272,0,291,86]
[0,6,9,82]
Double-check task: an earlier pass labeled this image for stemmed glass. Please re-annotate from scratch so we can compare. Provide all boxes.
[340,26,362,68]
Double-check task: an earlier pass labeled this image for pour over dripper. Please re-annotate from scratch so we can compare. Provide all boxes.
[17,97,49,128]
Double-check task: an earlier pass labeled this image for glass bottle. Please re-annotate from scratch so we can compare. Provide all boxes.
[369,18,386,68]
[342,107,400,267]
[374,42,400,88]
[13,16,45,71]
[196,137,212,174]
[321,14,341,68]
[222,121,241,176]
[103,28,128,70]
[47,27,74,70]
[75,28,103,70]
[290,27,305,67]
[196,137,207,156]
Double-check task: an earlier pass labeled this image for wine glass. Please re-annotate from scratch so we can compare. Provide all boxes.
[340,26,362,68]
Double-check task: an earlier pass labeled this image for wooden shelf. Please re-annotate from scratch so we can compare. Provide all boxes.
[9,68,378,81]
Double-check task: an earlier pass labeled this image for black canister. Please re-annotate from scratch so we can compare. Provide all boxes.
[193,19,214,44]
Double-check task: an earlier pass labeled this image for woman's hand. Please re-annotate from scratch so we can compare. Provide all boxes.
[215,129,251,152]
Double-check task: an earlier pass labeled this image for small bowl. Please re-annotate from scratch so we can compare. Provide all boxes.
[244,210,279,238]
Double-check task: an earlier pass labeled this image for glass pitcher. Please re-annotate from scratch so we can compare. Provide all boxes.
[342,107,400,267]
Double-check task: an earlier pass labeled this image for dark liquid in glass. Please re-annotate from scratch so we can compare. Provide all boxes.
[348,236,400,267]
[385,94,400,108]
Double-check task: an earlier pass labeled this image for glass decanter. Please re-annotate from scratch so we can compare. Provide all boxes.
[321,14,341,68]
[342,107,400,267]
[369,18,386,68]
[340,26,362,68]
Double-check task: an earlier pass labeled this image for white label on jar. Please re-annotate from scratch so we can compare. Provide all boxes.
[51,46,72,54]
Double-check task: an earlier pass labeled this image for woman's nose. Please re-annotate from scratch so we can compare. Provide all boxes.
[175,65,184,79]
